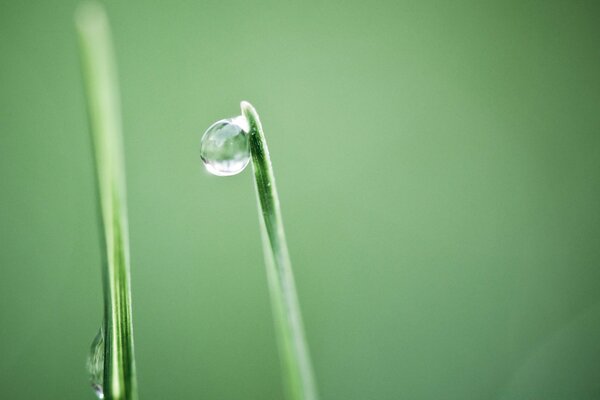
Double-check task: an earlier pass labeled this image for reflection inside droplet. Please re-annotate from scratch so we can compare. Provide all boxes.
[200,116,250,176]
[87,327,105,399]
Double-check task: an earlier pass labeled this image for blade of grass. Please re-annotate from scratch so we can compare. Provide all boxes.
[76,3,138,399]
[241,101,319,400]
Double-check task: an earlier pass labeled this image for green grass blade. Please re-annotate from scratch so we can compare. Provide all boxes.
[241,101,319,400]
[76,3,138,399]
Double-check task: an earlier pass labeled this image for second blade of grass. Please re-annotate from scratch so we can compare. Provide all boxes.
[76,3,138,399]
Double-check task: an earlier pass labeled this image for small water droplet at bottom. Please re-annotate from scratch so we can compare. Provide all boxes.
[92,383,104,399]
[87,326,105,399]
[200,116,250,176]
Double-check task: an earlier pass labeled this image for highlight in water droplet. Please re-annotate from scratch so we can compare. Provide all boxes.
[200,116,250,176]
[87,327,105,399]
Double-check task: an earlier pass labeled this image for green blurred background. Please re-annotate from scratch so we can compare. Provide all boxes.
[1,0,600,399]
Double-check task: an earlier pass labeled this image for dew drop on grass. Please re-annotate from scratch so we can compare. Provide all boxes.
[200,116,250,176]
[87,327,105,399]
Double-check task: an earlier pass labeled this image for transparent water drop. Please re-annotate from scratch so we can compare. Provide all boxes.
[87,327,105,399]
[200,116,250,176]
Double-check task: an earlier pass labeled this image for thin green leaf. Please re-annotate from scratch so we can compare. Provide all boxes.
[76,3,138,399]
[241,101,319,400]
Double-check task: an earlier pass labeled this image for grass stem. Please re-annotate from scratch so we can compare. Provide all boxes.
[241,101,318,400]
[76,3,138,399]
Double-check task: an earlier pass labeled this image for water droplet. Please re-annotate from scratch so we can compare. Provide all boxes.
[87,327,105,399]
[200,116,250,176]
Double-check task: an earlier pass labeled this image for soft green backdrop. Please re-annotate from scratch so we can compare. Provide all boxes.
[1,1,599,399]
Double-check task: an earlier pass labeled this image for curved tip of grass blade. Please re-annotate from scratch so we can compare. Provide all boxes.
[76,3,138,399]
[241,101,319,400]
[75,1,107,31]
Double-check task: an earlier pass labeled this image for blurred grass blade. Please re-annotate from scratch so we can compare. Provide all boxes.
[241,101,318,400]
[76,3,138,399]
